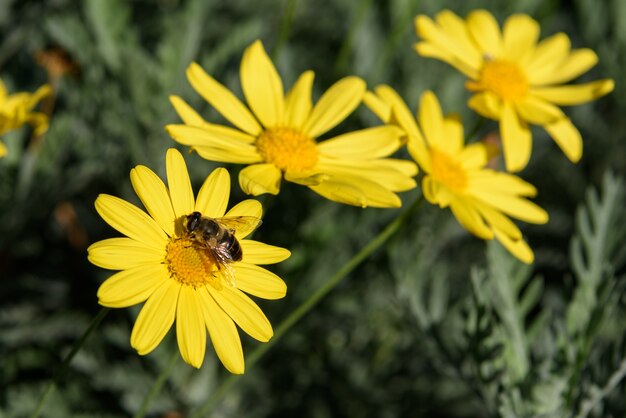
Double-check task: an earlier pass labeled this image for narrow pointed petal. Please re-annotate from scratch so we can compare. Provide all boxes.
[193,145,263,164]
[166,149,195,218]
[166,124,257,149]
[88,238,165,270]
[169,95,209,127]
[363,91,391,122]
[449,198,494,240]
[131,166,176,237]
[459,143,488,170]
[235,263,287,300]
[500,104,532,172]
[208,286,273,342]
[543,118,583,163]
[419,91,445,148]
[97,263,170,308]
[468,91,502,120]
[195,168,230,218]
[514,96,564,125]
[310,175,401,208]
[224,200,263,239]
[443,115,464,153]
[239,164,282,196]
[240,240,291,265]
[525,33,570,80]
[373,85,422,139]
[284,71,314,129]
[436,10,482,69]
[466,10,502,57]
[199,288,244,374]
[469,171,537,197]
[187,62,262,136]
[494,230,534,264]
[317,126,402,159]
[474,201,522,240]
[176,286,207,368]
[471,189,549,224]
[531,49,598,85]
[413,42,477,78]
[130,280,180,355]
[531,80,614,105]
[302,76,365,138]
[95,194,168,251]
[241,40,284,128]
[317,158,417,192]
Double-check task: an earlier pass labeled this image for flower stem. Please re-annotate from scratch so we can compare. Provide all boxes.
[29,307,110,418]
[189,195,422,418]
[133,349,179,418]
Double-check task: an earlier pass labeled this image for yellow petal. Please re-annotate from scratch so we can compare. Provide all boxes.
[224,200,263,239]
[166,148,195,218]
[176,286,207,368]
[374,85,422,139]
[130,280,180,355]
[471,189,549,224]
[435,10,482,69]
[198,288,244,374]
[532,49,598,86]
[95,194,168,251]
[514,96,564,125]
[501,14,539,61]
[500,103,532,172]
[240,240,291,265]
[466,9,502,57]
[443,115,464,153]
[131,165,176,237]
[193,145,263,164]
[208,286,273,342]
[302,76,365,138]
[240,40,284,128]
[0,142,6,158]
[363,91,391,122]
[186,62,262,136]
[418,91,445,148]
[238,163,282,196]
[449,198,494,240]
[88,238,165,270]
[195,167,230,218]
[543,118,583,163]
[309,175,402,208]
[459,143,488,170]
[284,71,314,130]
[469,171,537,197]
[235,263,287,300]
[407,134,432,174]
[468,91,502,120]
[531,79,614,105]
[166,124,257,148]
[169,95,209,127]
[413,42,478,78]
[474,201,522,240]
[494,230,534,264]
[97,263,170,308]
[317,126,402,159]
[317,158,417,192]
[524,33,570,81]
[284,171,329,186]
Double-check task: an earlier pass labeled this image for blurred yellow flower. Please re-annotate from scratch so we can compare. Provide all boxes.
[414,9,614,172]
[0,79,51,157]
[366,87,549,263]
[88,149,290,373]
[167,40,417,208]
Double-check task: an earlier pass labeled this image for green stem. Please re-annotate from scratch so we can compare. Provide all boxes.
[334,0,373,74]
[30,308,110,418]
[271,0,298,61]
[189,195,422,418]
[133,349,179,418]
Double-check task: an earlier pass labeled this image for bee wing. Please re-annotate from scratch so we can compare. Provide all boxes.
[216,216,262,238]
[204,246,238,288]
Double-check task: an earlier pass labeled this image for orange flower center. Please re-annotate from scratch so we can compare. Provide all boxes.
[256,127,318,172]
[165,237,223,289]
[467,59,528,101]
[430,148,467,193]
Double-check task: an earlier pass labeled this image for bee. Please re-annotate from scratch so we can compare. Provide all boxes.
[184,211,261,286]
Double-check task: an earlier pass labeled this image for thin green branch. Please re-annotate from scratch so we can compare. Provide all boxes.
[133,349,180,418]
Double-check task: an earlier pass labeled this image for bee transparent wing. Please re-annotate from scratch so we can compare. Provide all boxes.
[205,245,238,287]
[216,216,262,238]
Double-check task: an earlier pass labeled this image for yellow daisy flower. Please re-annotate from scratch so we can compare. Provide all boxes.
[365,87,549,263]
[166,40,417,208]
[0,79,51,157]
[87,148,290,373]
[414,9,614,172]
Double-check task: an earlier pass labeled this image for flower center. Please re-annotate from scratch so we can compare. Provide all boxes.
[165,237,223,289]
[430,148,467,193]
[467,59,528,101]
[256,127,318,172]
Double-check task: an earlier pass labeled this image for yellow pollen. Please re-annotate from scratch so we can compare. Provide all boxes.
[256,127,318,172]
[467,59,528,101]
[165,238,222,289]
[430,149,467,193]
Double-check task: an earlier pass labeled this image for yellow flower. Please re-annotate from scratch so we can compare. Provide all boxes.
[88,149,290,373]
[166,40,417,208]
[365,87,549,263]
[0,79,51,157]
[414,9,614,172]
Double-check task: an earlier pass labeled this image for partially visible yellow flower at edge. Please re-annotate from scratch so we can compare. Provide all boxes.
[88,148,290,373]
[166,40,417,208]
[365,87,549,263]
[0,79,51,157]
[414,9,614,172]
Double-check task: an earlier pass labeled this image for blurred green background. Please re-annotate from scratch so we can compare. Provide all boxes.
[1,0,626,417]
